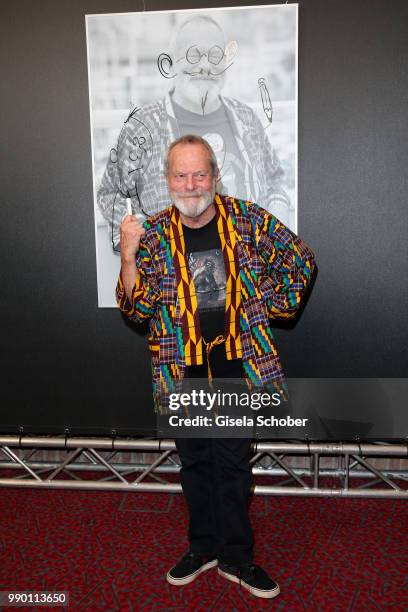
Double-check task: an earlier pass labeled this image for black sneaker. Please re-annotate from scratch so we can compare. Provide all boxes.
[166,552,218,586]
[218,563,280,599]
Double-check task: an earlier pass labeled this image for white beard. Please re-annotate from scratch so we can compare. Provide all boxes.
[171,189,214,218]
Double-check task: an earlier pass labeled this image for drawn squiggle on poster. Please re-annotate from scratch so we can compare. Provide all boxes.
[258,78,273,128]
[157,53,176,79]
[109,106,153,251]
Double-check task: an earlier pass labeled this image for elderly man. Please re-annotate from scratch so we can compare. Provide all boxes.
[98,14,291,251]
[117,135,315,599]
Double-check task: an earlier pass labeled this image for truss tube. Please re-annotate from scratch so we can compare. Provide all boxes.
[1,436,408,456]
[2,461,408,481]
[132,450,172,484]
[268,452,310,489]
[0,478,407,498]
[350,454,401,491]
[344,453,349,489]
[48,447,83,480]
[1,446,42,481]
[87,448,129,484]
[314,453,319,489]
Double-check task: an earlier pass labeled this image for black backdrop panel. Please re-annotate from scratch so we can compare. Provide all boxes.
[1,0,407,437]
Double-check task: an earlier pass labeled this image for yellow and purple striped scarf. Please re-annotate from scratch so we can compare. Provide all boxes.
[169,194,242,367]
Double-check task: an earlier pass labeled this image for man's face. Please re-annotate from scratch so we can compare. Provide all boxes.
[167,143,217,218]
[173,21,227,110]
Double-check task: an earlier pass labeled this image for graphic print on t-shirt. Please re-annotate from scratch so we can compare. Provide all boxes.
[203,132,246,199]
[188,249,226,312]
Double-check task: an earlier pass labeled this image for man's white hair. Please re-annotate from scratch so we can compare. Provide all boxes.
[164,134,219,176]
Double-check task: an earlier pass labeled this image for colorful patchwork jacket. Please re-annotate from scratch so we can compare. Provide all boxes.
[116,194,316,413]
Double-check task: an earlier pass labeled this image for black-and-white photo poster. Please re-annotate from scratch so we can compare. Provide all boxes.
[86,4,298,306]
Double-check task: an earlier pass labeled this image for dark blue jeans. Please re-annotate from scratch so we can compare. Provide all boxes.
[175,437,253,566]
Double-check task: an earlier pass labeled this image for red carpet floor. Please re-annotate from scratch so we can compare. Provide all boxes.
[1,486,407,611]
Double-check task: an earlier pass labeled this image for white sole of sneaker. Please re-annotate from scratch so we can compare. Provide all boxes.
[166,559,218,586]
[218,568,280,599]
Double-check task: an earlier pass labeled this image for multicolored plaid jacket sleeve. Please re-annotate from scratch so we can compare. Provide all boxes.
[116,239,162,322]
[247,202,315,320]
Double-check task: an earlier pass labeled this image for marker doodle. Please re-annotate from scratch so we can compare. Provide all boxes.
[108,106,154,251]
[157,53,175,79]
[201,90,209,115]
[258,78,273,125]
[129,136,147,170]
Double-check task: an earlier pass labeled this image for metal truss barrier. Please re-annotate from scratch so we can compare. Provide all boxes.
[0,436,408,499]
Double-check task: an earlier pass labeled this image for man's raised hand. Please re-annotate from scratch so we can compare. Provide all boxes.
[120,215,145,300]
[120,215,146,263]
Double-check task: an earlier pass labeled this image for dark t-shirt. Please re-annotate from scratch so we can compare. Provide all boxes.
[183,216,244,379]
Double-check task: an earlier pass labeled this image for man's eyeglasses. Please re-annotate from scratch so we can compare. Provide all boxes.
[178,45,225,66]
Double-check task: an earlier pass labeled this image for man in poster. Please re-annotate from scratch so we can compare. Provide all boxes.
[116,135,315,599]
[98,14,291,251]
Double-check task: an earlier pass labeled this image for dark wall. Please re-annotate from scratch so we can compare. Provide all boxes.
[1,0,407,434]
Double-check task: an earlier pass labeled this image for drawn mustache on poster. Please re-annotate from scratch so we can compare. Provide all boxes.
[157,41,238,79]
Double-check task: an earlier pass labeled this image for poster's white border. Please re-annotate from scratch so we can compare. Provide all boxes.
[85,3,299,307]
